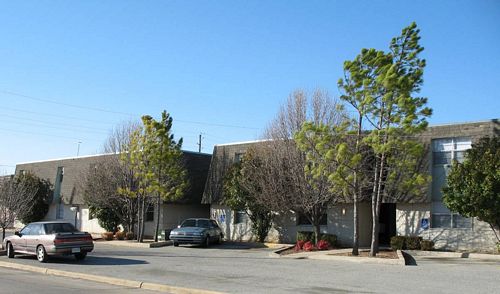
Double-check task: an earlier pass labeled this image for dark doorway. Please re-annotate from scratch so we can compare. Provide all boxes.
[379,203,396,245]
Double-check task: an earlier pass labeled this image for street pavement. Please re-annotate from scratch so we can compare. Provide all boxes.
[0,266,158,294]
[1,242,499,293]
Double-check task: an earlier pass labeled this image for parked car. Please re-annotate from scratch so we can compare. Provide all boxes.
[169,218,223,247]
[2,221,94,263]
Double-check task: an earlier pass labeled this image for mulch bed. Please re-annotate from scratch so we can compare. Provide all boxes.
[328,249,398,259]
[279,247,302,255]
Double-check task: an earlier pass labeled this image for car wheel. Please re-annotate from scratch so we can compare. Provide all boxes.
[74,252,87,261]
[173,241,179,247]
[217,234,223,244]
[203,236,210,248]
[36,245,48,263]
[6,242,15,258]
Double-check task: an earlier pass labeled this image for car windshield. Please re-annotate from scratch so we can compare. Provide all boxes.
[197,220,210,228]
[180,219,211,228]
[44,223,78,234]
[180,219,197,227]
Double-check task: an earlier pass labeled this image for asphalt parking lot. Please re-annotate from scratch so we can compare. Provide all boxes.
[0,267,157,294]
[2,242,499,293]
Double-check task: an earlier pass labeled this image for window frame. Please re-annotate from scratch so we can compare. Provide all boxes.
[431,213,473,229]
[145,204,154,222]
[430,137,473,229]
[296,213,327,226]
[233,210,247,224]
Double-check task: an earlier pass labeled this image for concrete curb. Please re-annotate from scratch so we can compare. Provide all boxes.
[0,260,225,294]
[141,282,223,294]
[405,250,500,261]
[268,245,295,258]
[263,243,292,249]
[149,240,172,248]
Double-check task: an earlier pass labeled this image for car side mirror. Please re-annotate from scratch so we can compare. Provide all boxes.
[14,231,21,237]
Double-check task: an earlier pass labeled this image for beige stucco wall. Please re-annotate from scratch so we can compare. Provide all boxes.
[35,203,210,237]
[161,204,210,230]
[141,203,210,237]
[80,207,106,234]
[210,203,373,246]
[396,203,498,252]
[210,204,253,241]
[327,203,372,247]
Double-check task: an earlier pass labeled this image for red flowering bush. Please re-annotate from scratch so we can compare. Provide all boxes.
[316,240,330,250]
[295,240,306,251]
[303,241,316,251]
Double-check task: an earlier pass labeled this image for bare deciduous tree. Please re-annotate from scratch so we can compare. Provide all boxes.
[0,175,39,242]
[249,90,347,243]
[79,121,140,236]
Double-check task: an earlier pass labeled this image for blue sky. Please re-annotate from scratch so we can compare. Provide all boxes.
[1,0,499,174]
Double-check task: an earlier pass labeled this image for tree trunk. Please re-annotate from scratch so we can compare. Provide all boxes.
[154,195,161,242]
[1,227,5,243]
[369,154,380,257]
[139,197,146,243]
[370,206,380,257]
[352,196,359,256]
[136,196,142,242]
[352,112,362,256]
[313,223,321,245]
[489,223,500,243]
[370,152,386,256]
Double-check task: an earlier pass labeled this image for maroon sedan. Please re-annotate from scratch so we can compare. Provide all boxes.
[3,221,94,262]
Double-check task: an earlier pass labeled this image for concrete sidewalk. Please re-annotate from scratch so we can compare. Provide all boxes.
[94,239,172,248]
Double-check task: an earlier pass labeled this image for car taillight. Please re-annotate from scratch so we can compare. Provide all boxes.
[54,235,93,244]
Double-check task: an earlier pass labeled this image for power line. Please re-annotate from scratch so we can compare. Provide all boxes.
[0,90,135,116]
[1,90,261,130]
[0,127,100,142]
[0,113,111,134]
[0,118,109,135]
[0,106,119,126]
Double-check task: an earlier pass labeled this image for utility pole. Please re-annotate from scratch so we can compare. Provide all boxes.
[197,133,203,153]
[76,141,82,157]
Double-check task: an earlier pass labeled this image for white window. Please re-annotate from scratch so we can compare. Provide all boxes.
[233,210,247,224]
[431,213,472,228]
[431,137,472,228]
[234,153,245,163]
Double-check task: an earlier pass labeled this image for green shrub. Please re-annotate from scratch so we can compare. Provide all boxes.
[101,232,114,241]
[390,236,406,250]
[420,240,434,251]
[115,231,126,240]
[125,232,135,240]
[320,234,337,248]
[405,236,422,250]
[297,231,313,242]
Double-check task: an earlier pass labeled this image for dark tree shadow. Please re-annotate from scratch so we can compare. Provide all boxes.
[13,254,148,266]
[401,251,417,266]
[173,241,270,250]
